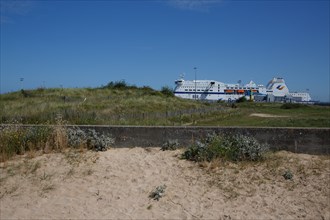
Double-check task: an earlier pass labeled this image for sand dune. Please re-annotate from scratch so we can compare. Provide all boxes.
[1,148,329,219]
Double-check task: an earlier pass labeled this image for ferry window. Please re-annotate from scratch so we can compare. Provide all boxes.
[197,89,200,91]
[185,89,188,91]
[189,89,192,91]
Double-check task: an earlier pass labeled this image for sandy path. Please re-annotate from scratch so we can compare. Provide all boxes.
[1,148,329,219]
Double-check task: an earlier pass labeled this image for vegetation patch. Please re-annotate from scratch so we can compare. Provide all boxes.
[182,133,269,162]
[161,139,179,151]
[0,122,114,162]
[283,169,294,180]
[149,184,166,201]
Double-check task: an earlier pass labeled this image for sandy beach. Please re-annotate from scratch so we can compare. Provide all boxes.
[1,147,329,219]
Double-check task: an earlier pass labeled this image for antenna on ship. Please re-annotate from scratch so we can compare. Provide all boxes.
[194,67,197,100]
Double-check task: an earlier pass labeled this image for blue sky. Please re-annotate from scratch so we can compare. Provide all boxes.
[1,0,329,101]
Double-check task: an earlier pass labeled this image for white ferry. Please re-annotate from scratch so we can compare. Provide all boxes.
[174,76,312,102]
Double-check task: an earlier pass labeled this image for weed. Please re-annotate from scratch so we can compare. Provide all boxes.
[52,114,68,151]
[161,139,179,151]
[42,183,55,193]
[149,184,166,201]
[40,171,52,181]
[283,169,293,180]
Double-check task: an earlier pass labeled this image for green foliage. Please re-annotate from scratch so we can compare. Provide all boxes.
[141,86,161,96]
[85,129,114,151]
[149,185,166,201]
[67,127,114,151]
[160,86,174,97]
[67,127,87,148]
[161,139,179,151]
[182,133,269,162]
[0,124,52,161]
[283,169,293,180]
[236,96,247,103]
[104,80,128,89]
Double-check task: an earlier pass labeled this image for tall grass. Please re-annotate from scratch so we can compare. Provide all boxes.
[0,85,215,125]
[1,86,329,127]
[0,117,114,162]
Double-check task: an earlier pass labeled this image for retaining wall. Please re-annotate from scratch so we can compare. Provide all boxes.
[2,125,329,155]
[76,126,329,155]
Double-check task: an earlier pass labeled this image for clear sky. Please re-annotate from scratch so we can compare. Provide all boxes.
[1,0,329,101]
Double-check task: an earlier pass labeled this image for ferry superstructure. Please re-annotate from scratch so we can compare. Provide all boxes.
[174,77,311,102]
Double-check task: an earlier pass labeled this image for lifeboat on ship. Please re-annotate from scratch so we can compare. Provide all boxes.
[224,89,234,93]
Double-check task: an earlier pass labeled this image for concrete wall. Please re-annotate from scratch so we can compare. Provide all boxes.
[2,125,329,155]
[75,126,330,155]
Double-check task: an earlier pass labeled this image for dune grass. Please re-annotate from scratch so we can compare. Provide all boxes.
[194,102,330,127]
[0,85,329,127]
[0,86,213,125]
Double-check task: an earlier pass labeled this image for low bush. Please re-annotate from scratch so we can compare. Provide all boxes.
[67,127,114,151]
[161,139,179,151]
[67,127,87,148]
[236,96,247,103]
[85,129,114,151]
[283,169,293,180]
[182,133,269,162]
[149,185,166,201]
[160,86,174,97]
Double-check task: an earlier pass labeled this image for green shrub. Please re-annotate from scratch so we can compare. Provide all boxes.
[182,141,208,162]
[236,96,247,103]
[149,185,166,201]
[67,128,114,151]
[182,133,269,162]
[161,139,179,151]
[67,127,87,148]
[283,169,293,180]
[85,129,114,151]
[160,86,174,97]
